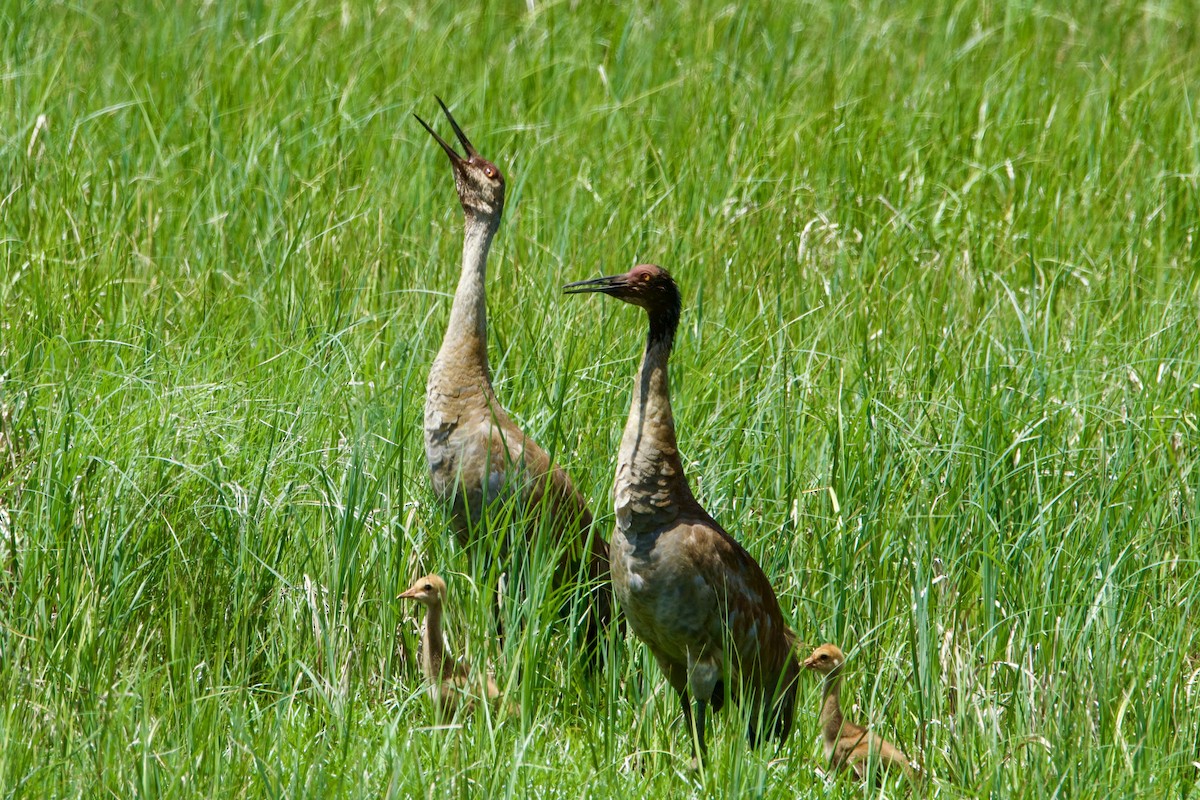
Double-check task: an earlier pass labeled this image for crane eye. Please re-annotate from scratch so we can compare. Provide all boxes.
[423,583,433,591]
[641,272,651,282]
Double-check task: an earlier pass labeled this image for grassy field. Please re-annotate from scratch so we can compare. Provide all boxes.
[2,0,1199,796]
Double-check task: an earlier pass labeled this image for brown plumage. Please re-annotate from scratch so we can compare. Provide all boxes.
[803,643,916,783]
[415,99,613,658]
[398,574,501,716]
[564,265,802,766]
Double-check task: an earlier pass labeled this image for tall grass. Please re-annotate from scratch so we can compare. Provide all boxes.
[1,0,1197,796]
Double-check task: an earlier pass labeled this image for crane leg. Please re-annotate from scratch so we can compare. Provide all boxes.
[686,657,719,769]
[678,693,708,769]
[691,698,708,769]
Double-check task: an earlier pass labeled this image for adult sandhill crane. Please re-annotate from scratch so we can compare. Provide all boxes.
[414,98,613,660]
[803,643,916,783]
[399,574,501,716]
[564,264,802,766]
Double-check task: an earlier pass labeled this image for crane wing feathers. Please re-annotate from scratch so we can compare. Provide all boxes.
[665,518,797,678]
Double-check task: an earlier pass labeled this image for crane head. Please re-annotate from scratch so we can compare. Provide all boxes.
[802,643,845,675]
[398,574,447,607]
[565,265,682,342]
[563,264,680,311]
[415,97,506,220]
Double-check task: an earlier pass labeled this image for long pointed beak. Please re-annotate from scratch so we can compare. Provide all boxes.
[436,95,479,158]
[397,587,420,600]
[414,110,464,165]
[563,274,628,295]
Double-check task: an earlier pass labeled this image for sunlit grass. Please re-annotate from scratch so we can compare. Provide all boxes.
[1,0,1198,797]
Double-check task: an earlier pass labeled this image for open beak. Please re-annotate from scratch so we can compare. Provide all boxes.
[414,95,479,165]
[563,274,628,295]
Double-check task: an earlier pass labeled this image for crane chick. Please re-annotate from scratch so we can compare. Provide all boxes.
[803,643,916,783]
[399,574,501,717]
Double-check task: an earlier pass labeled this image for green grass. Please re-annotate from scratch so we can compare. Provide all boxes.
[2,0,1199,796]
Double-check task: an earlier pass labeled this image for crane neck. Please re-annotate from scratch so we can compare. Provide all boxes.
[616,298,695,527]
[438,213,499,383]
[819,670,845,742]
[418,603,452,681]
[633,318,681,452]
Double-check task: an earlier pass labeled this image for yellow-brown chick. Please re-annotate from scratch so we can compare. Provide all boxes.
[803,643,916,783]
[399,574,501,716]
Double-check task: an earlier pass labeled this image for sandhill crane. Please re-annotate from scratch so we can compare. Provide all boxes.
[415,98,614,660]
[564,264,802,767]
[399,574,501,716]
[802,643,916,783]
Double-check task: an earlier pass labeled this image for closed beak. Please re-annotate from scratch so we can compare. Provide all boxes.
[563,274,628,295]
